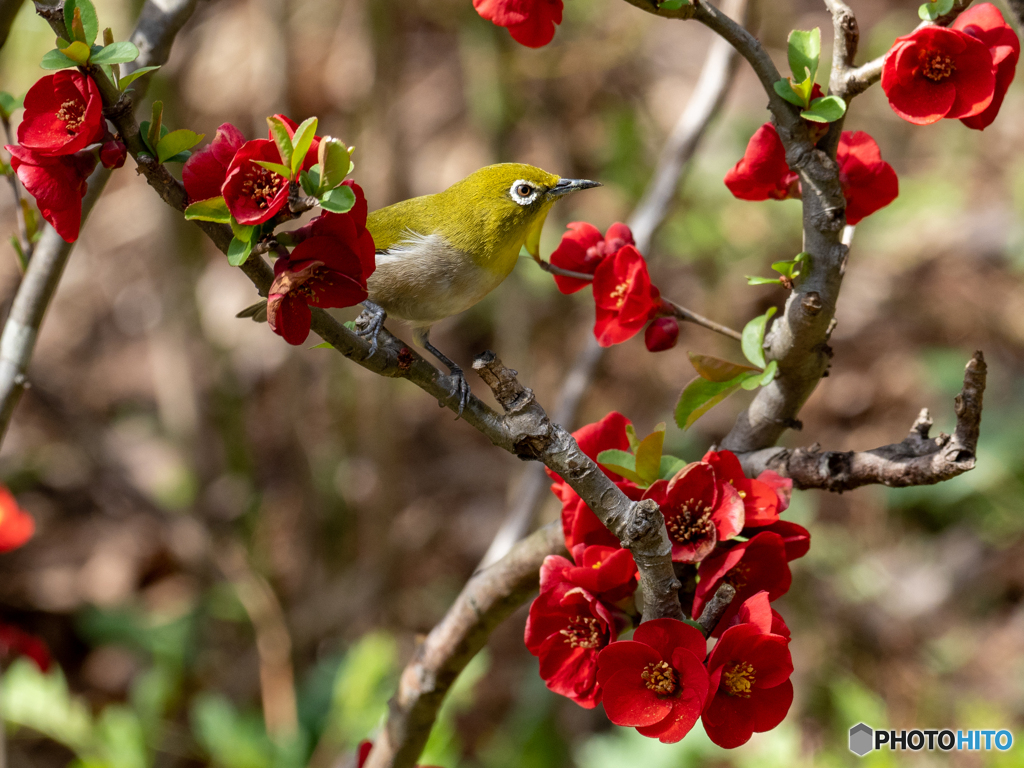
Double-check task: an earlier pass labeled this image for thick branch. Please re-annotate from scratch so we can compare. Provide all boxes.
[363,523,566,768]
[738,351,986,491]
[696,583,736,636]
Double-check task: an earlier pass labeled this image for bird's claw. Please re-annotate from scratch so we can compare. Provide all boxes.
[439,364,470,419]
[355,301,387,358]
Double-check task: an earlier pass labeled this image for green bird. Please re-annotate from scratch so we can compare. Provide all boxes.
[356,163,600,413]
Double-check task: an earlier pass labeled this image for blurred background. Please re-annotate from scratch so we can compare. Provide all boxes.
[1,0,1024,764]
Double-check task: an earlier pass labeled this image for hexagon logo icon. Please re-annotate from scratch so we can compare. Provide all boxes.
[849,723,874,756]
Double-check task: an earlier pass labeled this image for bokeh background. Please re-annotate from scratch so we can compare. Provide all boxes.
[1,0,1024,764]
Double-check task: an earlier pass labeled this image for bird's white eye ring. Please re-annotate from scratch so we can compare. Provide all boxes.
[510,180,539,206]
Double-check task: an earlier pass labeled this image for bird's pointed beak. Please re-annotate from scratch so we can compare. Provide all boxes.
[547,177,602,198]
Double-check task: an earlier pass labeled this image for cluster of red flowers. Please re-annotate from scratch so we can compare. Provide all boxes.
[550,223,678,351]
[4,72,127,242]
[183,119,375,345]
[472,0,563,47]
[725,125,899,225]
[882,3,1019,128]
[526,412,806,747]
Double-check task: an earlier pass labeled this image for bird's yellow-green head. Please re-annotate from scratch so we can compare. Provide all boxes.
[432,163,601,260]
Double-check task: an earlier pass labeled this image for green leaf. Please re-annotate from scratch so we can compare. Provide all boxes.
[310,342,334,349]
[21,201,38,241]
[184,196,230,223]
[787,28,820,84]
[227,236,252,267]
[919,0,954,20]
[741,307,776,369]
[229,221,255,243]
[675,374,748,430]
[300,169,319,197]
[59,40,92,64]
[64,0,98,46]
[801,95,847,123]
[659,455,687,480]
[320,185,356,214]
[740,374,763,391]
[759,359,779,386]
[90,41,140,65]
[688,353,760,382]
[118,65,160,90]
[0,92,22,120]
[635,424,666,485]
[289,117,317,177]
[747,275,783,286]
[10,237,26,272]
[266,116,293,173]
[253,160,292,178]
[157,129,203,163]
[596,449,647,486]
[146,102,163,156]
[624,424,640,453]
[773,79,807,108]
[317,137,352,192]
[660,0,688,9]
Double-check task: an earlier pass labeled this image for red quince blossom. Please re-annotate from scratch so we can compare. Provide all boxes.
[559,481,640,551]
[267,184,374,345]
[596,618,710,743]
[525,573,626,708]
[702,450,792,527]
[881,26,996,125]
[222,139,292,225]
[17,72,106,157]
[182,123,246,203]
[592,246,661,347]
[641,462,744,563]
[550,222,634,294]
[953,3,1020,130]
[473,0,563,48]
[725,590,791,640]
[644,317,679,352]
[0,624,51,671]
[692,532,792,636]
[99,139,127,170]
[724,124,798,202]
[540,544,638,604]
[5,145,96,243]
[703,593,794,749]
[0,486,34,552]
[742,520,810,562]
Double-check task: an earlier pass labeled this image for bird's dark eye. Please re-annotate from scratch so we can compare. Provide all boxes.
[517,184,533,197]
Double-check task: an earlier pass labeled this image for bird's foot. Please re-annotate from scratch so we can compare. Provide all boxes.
[355,300,387,358]
[444,364,471,419]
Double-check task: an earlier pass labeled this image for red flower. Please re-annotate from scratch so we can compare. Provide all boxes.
[525,575,625,708]
[881,26,996,125]
[0,624,51,671]
[540,545,638,605]
[644,317,679,352]
[0,486,34,552]
[596,618,710,743]
[17,72,105,157]
[290,183,376,282]
[703,594,794,749]
[741,520,810,562]
[725,590,791,640]
[267,190,373,345]
[559,482,639,551]
[724,124,798,202]
[592,246,661,347]
[222,139,291,225]
[953,3,1020,130]
[702,450,791,528]
[473,0,563,48]
[99,140,127,170]
[641,462,744,563]
[836,132,899,225]
[182,123,246,203]
[5,145,96,243]
[550,222,634,294]
[692,532,791,635]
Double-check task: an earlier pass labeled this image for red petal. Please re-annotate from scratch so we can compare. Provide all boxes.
[601,668,673,727]
[633,618,708,664]
[267,293,312,345]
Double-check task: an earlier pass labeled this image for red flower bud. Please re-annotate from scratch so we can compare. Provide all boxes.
[644,317,678,352]
[99,140,127,170]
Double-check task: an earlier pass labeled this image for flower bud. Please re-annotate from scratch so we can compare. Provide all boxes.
[644,317,679,352]
[100,139,127,169]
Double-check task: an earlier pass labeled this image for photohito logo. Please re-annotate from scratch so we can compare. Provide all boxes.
[849,724,1013,756]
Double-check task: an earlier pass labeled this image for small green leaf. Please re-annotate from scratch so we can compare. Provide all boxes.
[919,0,954,20]
[689,353,760,383]
[659,455,687,480]
[59,40,92,64]
[227,236,252,267]
[317,137,352,192]
[64,0,98,46]
[740,375,763,391]
[741,307,776,369]
[0,92,22,120]
[320,185,356,214]
[660,0,688,9]
[759,359,779,386]
[157,129,203,163]
[675,375,746,430]
[184,196,230,223]
[635,424,666,485]
[253,160,292,178]
[747,275,783,286]
[310,342,334,349]
[10,237,26,272]
[118,65,160,90]
[801,95,847,123]
[289,117,317,177]
[342,320,358,331]
[146,102,163,156]
[787,28,820,85]
[266,116,293,172]
[90,41,140,65]
[21,201,38,241]
[773,79,807,108]
[625,424,640,453]
[229,221,255,243]
[596,449,646,485]
[300,169,319,197]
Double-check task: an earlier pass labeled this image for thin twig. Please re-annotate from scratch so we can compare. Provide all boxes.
[696,583,736,637]
[1,118,33,265]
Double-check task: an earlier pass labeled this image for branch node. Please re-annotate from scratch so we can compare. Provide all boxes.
[801,291,824,315]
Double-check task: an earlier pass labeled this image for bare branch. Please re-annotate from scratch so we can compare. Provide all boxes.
[1,118,33,264]
[661,297,743,341]
[738,352,986,491]
[825,0,859,98]
[362,523,566,768]
[696,583,736,636]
